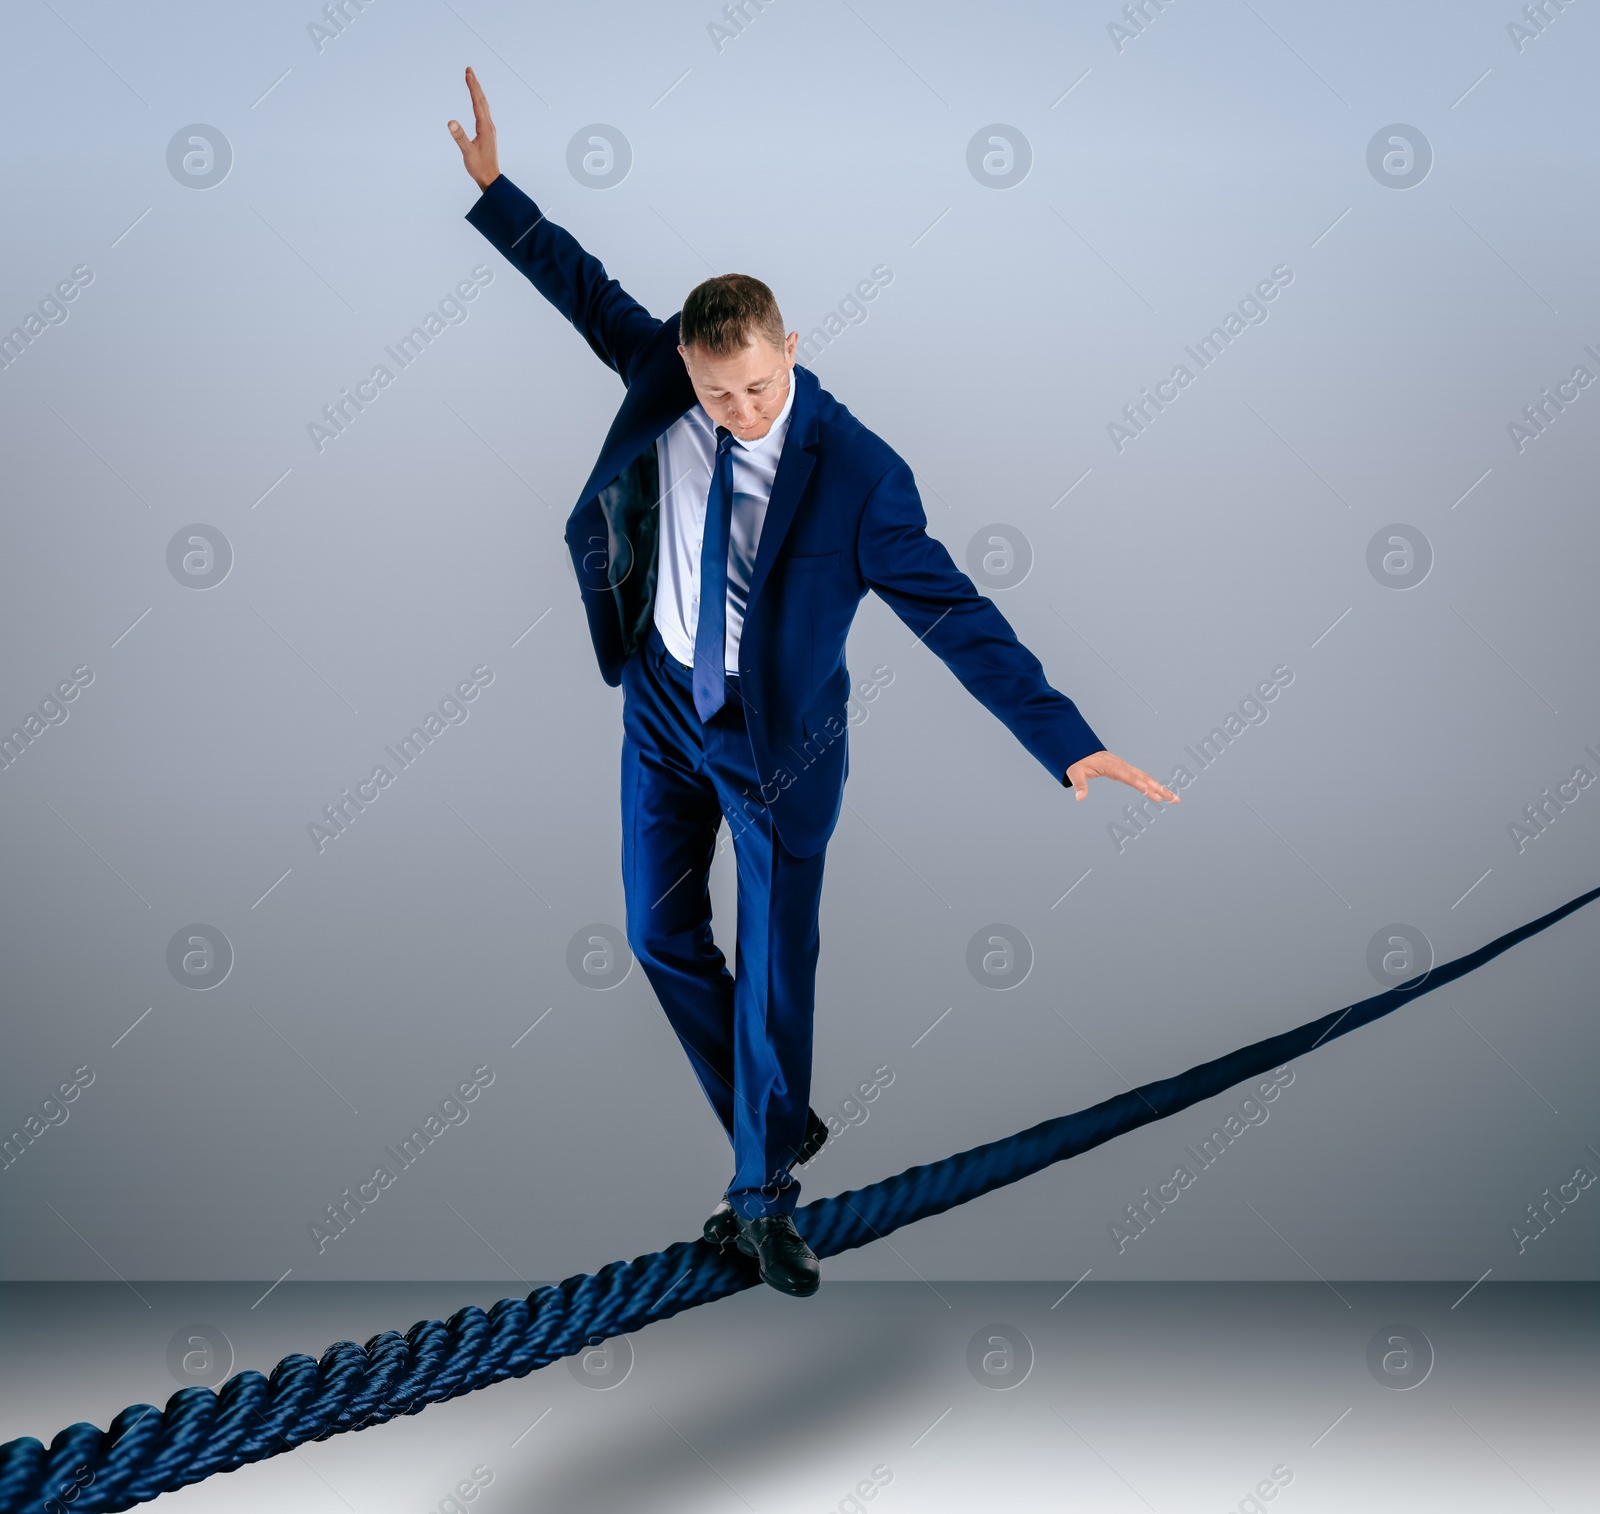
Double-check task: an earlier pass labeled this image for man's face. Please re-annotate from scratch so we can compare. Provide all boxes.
[678,330,799,442]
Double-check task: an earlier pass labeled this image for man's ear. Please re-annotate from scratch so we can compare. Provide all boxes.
[784,330,798,362]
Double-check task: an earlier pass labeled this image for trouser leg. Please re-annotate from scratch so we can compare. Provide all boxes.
[716,783,827,1219]
[619,647,743,1140]
[619,625,828,1220]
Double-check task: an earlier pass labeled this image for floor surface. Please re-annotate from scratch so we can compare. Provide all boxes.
[1,1280,1592,1512]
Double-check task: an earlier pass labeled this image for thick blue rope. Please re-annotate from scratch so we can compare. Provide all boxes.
[3,883,1594,1513]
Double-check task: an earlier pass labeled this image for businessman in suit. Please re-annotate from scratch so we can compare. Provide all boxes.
[450,68,1178,1296]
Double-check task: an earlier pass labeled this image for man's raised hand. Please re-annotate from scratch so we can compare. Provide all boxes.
[1066,751,1180,806]
[447,66,500,190]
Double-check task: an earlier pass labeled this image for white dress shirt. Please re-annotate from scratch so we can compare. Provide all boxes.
[652,363,798,671]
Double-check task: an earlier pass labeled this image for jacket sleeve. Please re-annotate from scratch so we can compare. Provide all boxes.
[464,174,663,384]
[857,456,1106,785]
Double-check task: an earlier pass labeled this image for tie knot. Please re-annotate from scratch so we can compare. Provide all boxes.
[714,425,736,453]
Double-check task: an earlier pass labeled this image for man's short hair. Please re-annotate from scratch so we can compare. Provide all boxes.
[680,273,786,355]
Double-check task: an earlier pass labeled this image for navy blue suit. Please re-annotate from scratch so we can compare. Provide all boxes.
[466,174,1106,1218]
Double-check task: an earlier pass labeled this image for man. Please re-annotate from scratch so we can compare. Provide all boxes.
[448,68,1178,1297]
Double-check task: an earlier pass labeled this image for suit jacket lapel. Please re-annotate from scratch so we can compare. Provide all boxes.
[573,316,697,516]
[745,364,820,612]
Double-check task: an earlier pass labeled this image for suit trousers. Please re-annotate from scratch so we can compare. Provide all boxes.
[620,621,828,1219]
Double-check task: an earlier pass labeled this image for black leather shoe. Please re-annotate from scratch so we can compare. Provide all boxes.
[736,1212,821,1297]
[703,1197,739,1247]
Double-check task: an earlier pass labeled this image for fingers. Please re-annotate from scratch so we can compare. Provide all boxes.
[1070,754,1180,806]
[465,65,492,132]
[1118,760,1173,802]
[1065,758,1089,800]
[1125,765,1179,804]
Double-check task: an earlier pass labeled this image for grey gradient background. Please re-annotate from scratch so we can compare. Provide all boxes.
[1,0,1596,1289]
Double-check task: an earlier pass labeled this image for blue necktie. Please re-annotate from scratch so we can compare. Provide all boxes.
[692,425,737,721]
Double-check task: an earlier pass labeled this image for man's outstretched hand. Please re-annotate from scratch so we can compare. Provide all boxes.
[1066,751,1180,806]
[448,66,500,190]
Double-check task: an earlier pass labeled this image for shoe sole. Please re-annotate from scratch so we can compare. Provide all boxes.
[760,1265,820,1297]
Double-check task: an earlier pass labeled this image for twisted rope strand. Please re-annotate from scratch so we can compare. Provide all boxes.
[3,883,1593,1514]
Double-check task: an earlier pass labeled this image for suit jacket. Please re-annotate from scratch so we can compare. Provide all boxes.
[465,174,1105,859]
